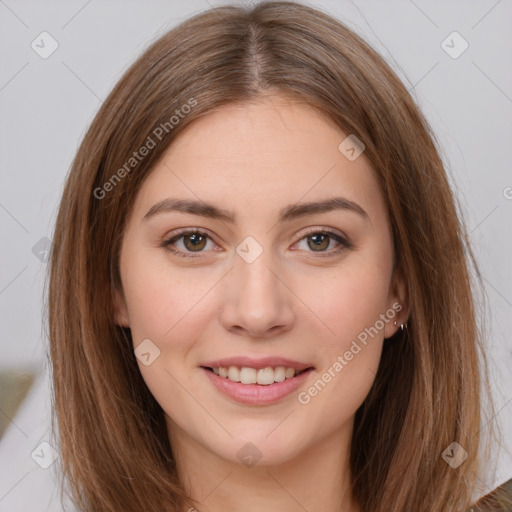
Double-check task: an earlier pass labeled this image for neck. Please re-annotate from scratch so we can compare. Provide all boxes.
[167,417,360,512]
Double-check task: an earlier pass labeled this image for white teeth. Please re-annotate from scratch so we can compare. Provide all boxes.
[256,367,275,385]
[212,365,304,385]
[227,366,240,382]
[240,367,257,384]
[285,367,295,379]
[274,367,286,382]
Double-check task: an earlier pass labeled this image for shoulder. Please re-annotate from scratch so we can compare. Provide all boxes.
[469,478,512,511]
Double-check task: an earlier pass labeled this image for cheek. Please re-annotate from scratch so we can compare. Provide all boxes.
[295,253,392,346]
[294,272,387,430]
[297,342,382,437]
[121,250,218,413]
[291,253,391,412]
[120,247,214,344]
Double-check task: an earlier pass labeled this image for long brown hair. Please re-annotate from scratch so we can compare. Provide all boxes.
[45,1,499,510]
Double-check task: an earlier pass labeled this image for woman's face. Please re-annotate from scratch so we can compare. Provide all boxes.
[114,95,406,467]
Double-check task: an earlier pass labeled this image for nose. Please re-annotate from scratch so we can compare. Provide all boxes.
[219,249,296,339]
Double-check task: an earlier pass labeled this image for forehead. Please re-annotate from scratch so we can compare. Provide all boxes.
[130,96,386,226]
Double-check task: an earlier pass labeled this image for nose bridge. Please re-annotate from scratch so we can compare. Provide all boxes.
[220,240,294,337]
[239,247,279,301]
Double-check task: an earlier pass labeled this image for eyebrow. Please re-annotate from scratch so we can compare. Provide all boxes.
[142,196,369,224]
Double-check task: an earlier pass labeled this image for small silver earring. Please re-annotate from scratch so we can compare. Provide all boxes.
[393,320,398,326]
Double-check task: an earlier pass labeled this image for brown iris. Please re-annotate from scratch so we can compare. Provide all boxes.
[307,233,330,251]
[183,233,207,252]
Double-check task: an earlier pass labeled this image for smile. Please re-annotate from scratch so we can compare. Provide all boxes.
[204,365,310,385]
[201,366,315,405]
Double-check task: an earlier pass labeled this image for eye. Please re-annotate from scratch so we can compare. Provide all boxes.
[162,227,352,259]
[294,227,352,257]
[162,229,216,259]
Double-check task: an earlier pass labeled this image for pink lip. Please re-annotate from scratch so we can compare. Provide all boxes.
[200,356,314,372]
[201,367,314,405]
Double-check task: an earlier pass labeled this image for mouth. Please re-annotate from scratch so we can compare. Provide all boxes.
[200,365,314,385]
[200,363,315,405]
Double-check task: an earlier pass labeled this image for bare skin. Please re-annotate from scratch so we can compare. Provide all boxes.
[114,93,408,512]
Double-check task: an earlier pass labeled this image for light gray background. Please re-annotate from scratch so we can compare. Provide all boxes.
[0,0,511,510]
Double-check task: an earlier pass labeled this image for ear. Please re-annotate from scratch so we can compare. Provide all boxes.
[113,287,130,327]
[384,266,409,339]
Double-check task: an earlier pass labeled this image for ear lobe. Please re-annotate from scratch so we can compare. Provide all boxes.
[384,267,409,339]
[113,287,130,327]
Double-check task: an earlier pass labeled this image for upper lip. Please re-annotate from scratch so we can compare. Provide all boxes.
[201,356,314,372]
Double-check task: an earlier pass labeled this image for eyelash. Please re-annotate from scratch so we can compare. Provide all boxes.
[161,227,352,260]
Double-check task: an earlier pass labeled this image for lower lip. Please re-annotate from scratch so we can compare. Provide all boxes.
[201,367,314,405]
